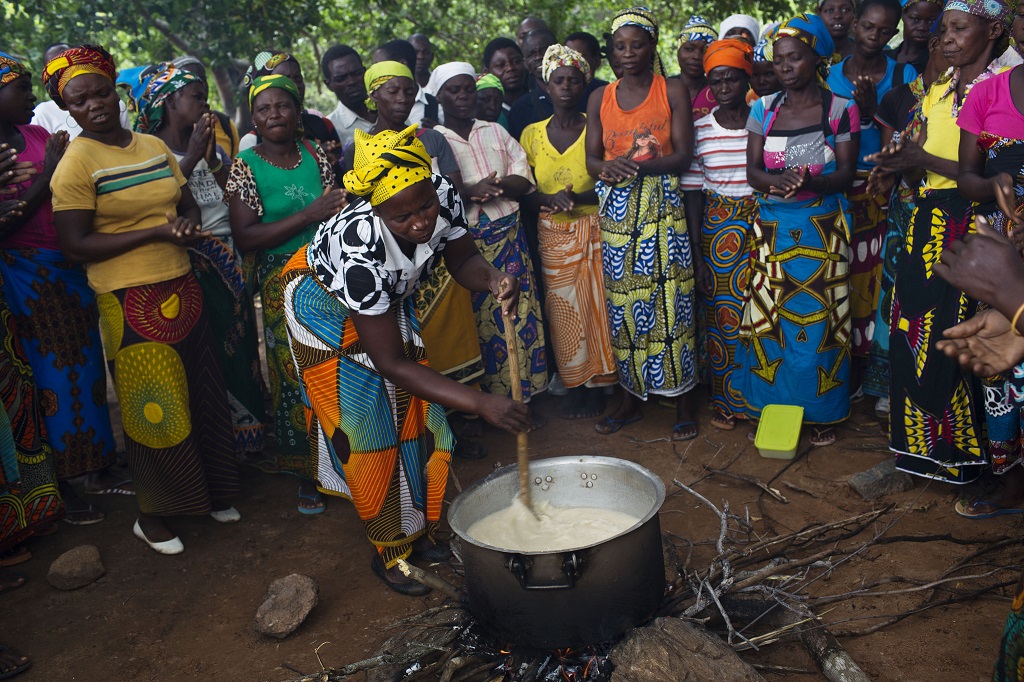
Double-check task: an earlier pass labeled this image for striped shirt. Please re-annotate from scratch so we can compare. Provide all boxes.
[681,110,753,198]
[50,133,190,293]
[435,119,534,224]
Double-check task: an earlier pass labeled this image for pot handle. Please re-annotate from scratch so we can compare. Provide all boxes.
[505,553,584,590]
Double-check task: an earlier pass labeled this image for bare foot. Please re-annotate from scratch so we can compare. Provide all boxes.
[560,387,606,420]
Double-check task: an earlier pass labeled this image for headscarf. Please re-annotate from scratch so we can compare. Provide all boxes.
[612,6,667,76]
[42,45,117,109]
[754,23,780,63]
[133,64,203,134]
[343,124,432,206]
[541,44,592,83]
[675,15,719,49]
[475,73,504,93]
[719,15,761,43]
[364,60,414,111]
[248,73,301,110]
[242,51,298,88]
[753,37,774,63]
[171,55,203,70]
[943,0,1009,21]
[0,53,29,88]
[774,13,836,84]
[117,64,154,113]
[425,61,476,96]
[704,39,754,76]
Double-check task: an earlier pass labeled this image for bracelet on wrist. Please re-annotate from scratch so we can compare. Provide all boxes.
[1012,300,1024,338]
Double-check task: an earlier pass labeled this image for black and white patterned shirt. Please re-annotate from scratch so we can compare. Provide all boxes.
[307,174,468,315]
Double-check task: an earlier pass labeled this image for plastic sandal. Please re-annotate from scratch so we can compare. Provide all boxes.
[594,413,643,435]
[671,421,698,442]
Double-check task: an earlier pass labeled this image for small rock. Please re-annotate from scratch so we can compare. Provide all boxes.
[848,458,913,500]
[254,573,319,639]
[47,545,105,590]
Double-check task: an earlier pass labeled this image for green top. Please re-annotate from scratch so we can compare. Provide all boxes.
[233,142,327,255]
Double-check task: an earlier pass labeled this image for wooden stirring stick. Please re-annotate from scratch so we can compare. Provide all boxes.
[501,304,534,515]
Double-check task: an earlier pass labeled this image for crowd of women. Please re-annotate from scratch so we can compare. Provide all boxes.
[1,0,1024,675]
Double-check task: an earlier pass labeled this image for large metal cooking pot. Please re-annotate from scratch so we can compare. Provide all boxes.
[448,456,666,649]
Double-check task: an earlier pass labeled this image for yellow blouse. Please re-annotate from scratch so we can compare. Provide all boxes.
[521,116,597,220]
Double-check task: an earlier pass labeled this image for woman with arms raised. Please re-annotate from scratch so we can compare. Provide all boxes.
[283,125,529,593]
[47,46,240,553]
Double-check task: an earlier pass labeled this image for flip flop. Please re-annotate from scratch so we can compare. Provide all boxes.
[84,476,135,496]
[0,645,30,679]
[810,427,837,447]
[671,421,698,442]
[595,413,643,435]
[954,498,1024,520]
[0,546,29,568]
[0,570,27,596]
[710,413,736,431]
[297,489,326,516]
[62,504,105,526]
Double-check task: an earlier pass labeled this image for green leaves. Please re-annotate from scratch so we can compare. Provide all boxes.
[6,0,800,116]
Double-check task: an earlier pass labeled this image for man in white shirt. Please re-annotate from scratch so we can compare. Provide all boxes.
[321,44,375,148]
[371,39,441,126]
[33,42,131,137]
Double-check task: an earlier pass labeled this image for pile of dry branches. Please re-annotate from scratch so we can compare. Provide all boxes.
[280,446,1023,682]
[662,444,1021,681]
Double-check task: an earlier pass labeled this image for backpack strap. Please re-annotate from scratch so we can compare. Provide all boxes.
[425,93,439,122]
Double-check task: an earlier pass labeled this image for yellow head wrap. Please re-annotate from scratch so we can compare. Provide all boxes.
[364,60,414,111]
[343,124,433,206]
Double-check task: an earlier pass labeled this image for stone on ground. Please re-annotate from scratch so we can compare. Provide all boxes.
[253,573,319,639]
[848,458,913,500]
[610,617,765,681]
[47,544,105,590]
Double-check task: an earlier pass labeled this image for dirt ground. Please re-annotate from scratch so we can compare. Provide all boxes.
[7,390,1022,682]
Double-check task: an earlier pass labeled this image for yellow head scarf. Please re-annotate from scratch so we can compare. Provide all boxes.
[364,60,414,111]
[343,124,432,206]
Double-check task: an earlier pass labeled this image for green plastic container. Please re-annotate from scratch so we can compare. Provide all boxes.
[755,404,805,459]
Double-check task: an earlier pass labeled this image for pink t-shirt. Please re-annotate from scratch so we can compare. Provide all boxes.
[0,124,57,250]
[957,67,1024,140]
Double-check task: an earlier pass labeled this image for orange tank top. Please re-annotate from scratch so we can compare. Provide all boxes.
[600,75,674,162]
